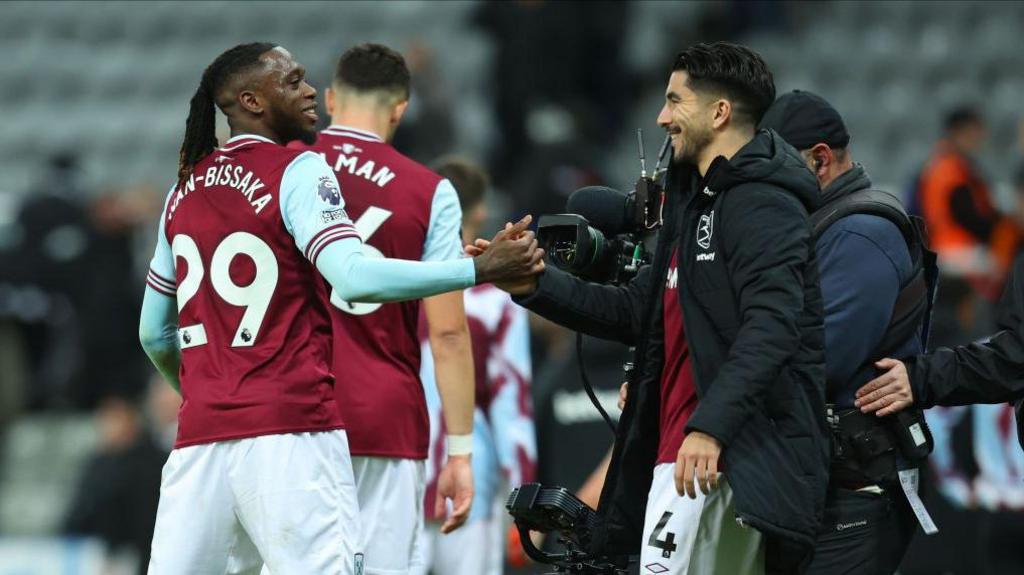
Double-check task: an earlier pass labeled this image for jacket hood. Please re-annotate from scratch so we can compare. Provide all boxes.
[704,129,821,212]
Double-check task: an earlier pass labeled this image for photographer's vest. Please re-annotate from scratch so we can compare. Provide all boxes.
[810,189,939,390]
[812,190,940,507]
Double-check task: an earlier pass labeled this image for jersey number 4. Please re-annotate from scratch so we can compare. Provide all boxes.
[172,232,277,348]
[329,206,393,316]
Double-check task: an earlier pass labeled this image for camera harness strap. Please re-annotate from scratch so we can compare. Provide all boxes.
[811,189,940,534]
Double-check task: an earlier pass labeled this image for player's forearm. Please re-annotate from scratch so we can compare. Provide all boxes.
[577,450,612,509]
[316,239,475,303]
[138,287,182,393]
[144,344,182,393]
[430,325,475,436]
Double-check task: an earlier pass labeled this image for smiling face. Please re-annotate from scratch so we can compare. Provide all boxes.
[657,71,715,165]
[256,47,319,145]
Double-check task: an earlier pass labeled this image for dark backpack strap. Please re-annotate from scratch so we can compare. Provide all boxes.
[810,190,919,255]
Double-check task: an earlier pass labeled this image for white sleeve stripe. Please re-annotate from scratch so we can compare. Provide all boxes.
[308,230,361,265]
[148,268,176,288]
[304,223,359,260]
[146,274,177,296]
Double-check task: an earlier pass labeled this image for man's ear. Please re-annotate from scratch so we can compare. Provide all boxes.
[238,89,263,115]
[711,99,732,130]
[391,99,410,126]
[325,87,335,116]
[809,143,832,176]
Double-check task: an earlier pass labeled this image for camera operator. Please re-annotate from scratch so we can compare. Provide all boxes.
[856,253,1024,451]
[475,42,828,574]
[760,91,932,574]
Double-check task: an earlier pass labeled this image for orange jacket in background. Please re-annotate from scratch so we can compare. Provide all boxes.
[920,140,1020,294]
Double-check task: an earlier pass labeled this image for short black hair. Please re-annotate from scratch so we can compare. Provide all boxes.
[672,42,776,127]
[334,43,410,102]
[432,156,489,212]
[944,105,984,133]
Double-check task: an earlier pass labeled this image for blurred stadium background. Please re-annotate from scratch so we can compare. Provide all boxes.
[1,1,1022,573]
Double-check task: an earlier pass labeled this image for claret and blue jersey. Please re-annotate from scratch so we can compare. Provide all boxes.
[140,133,476,449]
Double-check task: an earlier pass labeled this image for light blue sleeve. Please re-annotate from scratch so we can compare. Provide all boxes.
[145,187,177,296]
[279,152,360,259]
[422,179,465,262]
[140,186,181,390]
[139,286,181,391]
[278,153,476,302]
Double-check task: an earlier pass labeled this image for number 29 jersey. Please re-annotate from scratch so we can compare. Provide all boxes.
[146,134,360,449]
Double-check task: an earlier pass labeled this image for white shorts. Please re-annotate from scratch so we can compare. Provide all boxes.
[641,463,764,575]
[411,516,502,575]
[352,456,426,574]
[148,430,363,575]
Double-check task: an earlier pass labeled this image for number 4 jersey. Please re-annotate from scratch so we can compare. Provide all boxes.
[147,134,360,448]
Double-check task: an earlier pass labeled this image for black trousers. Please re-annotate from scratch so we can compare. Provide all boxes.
[804,487,917,575]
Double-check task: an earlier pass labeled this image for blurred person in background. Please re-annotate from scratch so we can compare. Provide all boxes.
[414,158,535,575]
[761,90,929,575]
[291,43,478,574]
[6,153,92,410]
[1,153,155,412]
[390,40,456,163]
[62,392,167,575]
[473,1,629,186]
[917,106,1020,299]
[78,187,156,405]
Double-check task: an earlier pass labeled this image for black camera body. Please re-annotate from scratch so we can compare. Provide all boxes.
[537,214,642,285]
[537,175,663,285]
[506,483,629,574]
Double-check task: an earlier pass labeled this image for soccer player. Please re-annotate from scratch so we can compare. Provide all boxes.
[414,158,536,575]
[138,42,543,575]
[290,43,478,574]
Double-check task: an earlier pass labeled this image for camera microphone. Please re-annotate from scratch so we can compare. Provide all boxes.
[565,186,633,236]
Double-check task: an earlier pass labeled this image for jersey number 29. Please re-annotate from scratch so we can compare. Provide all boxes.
[172,232,278,348]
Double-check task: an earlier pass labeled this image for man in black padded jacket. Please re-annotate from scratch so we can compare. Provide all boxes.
[475,42,827,574]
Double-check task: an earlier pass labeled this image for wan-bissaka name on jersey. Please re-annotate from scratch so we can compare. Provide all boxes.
[168,157,273,220]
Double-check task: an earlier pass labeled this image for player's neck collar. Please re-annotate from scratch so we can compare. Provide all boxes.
[323,124,384,143]
[221,134,276,151]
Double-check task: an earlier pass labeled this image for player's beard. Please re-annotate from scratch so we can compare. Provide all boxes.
[672,117,714,167]
[268,106,317,145]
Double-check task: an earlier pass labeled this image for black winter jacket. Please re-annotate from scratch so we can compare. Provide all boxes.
[517,130,829,560]
[909,255,1024,449]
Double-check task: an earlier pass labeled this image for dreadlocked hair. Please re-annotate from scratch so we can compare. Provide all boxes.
[177,42,277,186]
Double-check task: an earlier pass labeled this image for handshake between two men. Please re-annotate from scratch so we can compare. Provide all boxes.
[469,218,724,501]
[467,216,545,295]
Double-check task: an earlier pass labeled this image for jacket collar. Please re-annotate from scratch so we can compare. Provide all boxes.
[820,163,872,206]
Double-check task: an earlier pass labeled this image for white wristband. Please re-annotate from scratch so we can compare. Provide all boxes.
[447,434,473,456]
